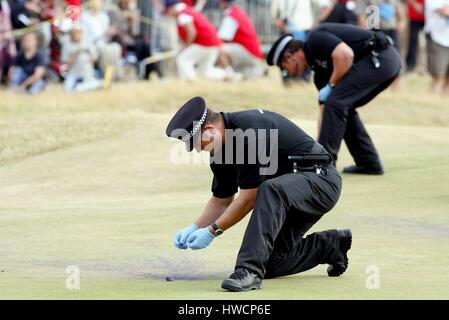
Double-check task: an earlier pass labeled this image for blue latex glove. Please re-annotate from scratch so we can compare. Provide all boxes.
[186,227,215,250]
[319,84,333,104]
[379,3,395,22]
[173,224,198,249]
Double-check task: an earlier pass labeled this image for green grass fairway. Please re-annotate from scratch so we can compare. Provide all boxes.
[0,76,448,299]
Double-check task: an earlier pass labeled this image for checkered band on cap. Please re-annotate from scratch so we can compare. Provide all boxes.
[273,35,294,66]
[181,108,208,142]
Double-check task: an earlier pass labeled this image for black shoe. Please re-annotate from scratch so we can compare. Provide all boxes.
[221,268,262,292]
[327,229,352,277]
[343,164,384,175]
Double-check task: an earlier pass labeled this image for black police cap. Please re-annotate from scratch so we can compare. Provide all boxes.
[266,34,295,67]
[166,96,208,152]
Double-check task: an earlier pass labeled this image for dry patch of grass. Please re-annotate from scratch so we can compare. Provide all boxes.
[0,73,447,165]
[0,109,150,164]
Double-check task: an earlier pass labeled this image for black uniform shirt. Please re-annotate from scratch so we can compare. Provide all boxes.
[209,110,327,198]
[303,23,372,89]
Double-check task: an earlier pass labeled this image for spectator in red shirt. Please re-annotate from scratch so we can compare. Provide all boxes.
[67,0,81,6]
[217,0,265,79]
[405,0,425,73]
[164,0,225,81]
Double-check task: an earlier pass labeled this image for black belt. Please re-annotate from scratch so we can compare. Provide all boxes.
[291,163,331,175]
[368,30,394,51]
[366,30,394,69]
[288,142,333,176]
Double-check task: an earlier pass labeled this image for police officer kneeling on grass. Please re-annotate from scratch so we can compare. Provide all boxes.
[166,96,352,292]
[267,23,401,175]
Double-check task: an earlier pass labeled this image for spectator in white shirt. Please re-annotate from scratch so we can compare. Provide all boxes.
[80,0,123,80]
[425,0,449,94]
[61,26,103,93]
[271,0,314,40]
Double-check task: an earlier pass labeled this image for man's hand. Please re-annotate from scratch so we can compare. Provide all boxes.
[186,227,215,250]
[329,42,354,86]
[319,84,333,104]
[20,66,45,90]
[274,18,287,32]
[19,83,28,91]
[173,224,198,249]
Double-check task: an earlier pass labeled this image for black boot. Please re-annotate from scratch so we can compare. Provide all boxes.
[327,229,352,277]
[221,268,262,292]
[343,163,384,175]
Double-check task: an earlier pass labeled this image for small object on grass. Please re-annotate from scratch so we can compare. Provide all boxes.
[165,276,175,281]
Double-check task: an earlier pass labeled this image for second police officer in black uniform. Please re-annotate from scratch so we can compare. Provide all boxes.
[267,23,401,175]
[166,97,352,292]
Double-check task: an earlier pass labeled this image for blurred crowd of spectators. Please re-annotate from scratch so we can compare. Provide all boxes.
[0,0,162,94]
[0,0,448,95]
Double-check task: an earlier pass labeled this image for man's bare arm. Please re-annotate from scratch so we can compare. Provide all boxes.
[396,2,407,32]
[436,5,449,17]
[211,188,258,232]
[194,195,234,228]
[20,66,45,88]
[8,66,15,80]
[329,42,354,86]
[317,104,325,140]
[181,22,197,46]
[318,0,337,23]
[317,44,353,139]
[194,0,207,11]
[357,14,366,28]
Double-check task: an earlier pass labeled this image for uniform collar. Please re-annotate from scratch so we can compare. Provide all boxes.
[221,112,232,129]
[302,40,314,69]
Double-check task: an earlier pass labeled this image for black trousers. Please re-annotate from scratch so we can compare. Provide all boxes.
[406,20,425,72]
[235,166,342,279]
[318,45,401,166]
